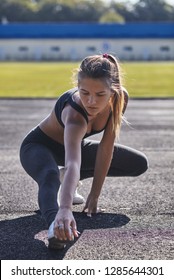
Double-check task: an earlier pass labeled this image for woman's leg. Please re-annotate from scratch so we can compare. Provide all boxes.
[108,144,148,176]
[20,143,60,226]
[80,139,148,179]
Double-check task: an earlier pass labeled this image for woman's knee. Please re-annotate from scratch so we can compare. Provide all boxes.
[134,152,148,176]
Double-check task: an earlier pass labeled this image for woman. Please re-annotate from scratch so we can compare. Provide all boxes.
[20,54,148,249]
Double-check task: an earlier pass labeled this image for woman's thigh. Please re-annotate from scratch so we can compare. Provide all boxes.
[108,144,148,176]
[80,139,148,179]
[20,142,60,183]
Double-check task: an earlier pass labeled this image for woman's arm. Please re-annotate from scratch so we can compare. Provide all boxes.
[83,117,116,215]
[83,88,129,216]
[59,119,86,209]
[54,106,87,240]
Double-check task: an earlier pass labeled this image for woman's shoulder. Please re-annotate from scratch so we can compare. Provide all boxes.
[57,87,78,100]
[54,87,78,113]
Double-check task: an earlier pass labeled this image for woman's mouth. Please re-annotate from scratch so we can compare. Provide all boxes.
[87,106,98,110]
[85,106,98,116]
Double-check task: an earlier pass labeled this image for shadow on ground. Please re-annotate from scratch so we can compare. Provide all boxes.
[0,211,130,260]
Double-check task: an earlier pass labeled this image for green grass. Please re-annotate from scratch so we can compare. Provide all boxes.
[0,61,174,98]
[122,61,174,98]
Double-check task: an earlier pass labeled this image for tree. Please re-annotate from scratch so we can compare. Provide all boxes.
[0,0,37,22]
[99,9,125,23]
[0,0,173,23]
[109,2,135,22]
[133,0,174,22]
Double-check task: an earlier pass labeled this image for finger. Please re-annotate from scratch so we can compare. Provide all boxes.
[54,227,63,240]
[54,220,63,240]
[71,220,79,238]
[87,212,92,217]
[97,207,105,213]
[57,224,67,240]
[82,205,88,212]
[64,219,74,241]
[86,207,105,217]
[87,207,93,217]
[87,205,98,217]
[54,220,67,240]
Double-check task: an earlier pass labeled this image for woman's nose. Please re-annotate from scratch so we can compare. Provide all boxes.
[88,96,96,105]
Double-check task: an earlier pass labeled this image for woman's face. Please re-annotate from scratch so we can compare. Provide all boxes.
[78,77,113,117]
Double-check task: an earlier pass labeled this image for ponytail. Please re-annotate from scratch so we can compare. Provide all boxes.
[106,54,126,138]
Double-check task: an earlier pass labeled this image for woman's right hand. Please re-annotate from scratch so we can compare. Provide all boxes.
[54,207,79,241]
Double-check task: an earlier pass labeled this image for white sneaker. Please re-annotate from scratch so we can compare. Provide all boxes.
[48,221,66,250]
[73,181,85,204]
[58,167,85,205]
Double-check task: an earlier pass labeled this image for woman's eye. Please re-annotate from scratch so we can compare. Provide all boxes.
[97,94,105,97]
[80,91,106,97]
[81,91,89,95]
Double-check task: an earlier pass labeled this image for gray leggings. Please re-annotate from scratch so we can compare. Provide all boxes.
[20,126,148,226]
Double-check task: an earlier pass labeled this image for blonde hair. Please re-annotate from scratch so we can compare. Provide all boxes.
[74,54,126,138]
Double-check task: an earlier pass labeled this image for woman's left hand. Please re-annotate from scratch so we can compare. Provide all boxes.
[82,193,102,217]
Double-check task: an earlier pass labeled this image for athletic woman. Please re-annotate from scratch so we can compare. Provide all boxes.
[20,54,148,249]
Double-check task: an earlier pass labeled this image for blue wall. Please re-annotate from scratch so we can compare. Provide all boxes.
[0,23,174,39]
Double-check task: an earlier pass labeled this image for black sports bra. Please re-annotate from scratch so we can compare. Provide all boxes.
[54,88,112,138]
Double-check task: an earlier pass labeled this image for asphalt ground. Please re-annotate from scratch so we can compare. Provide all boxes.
[0,98,174,260]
